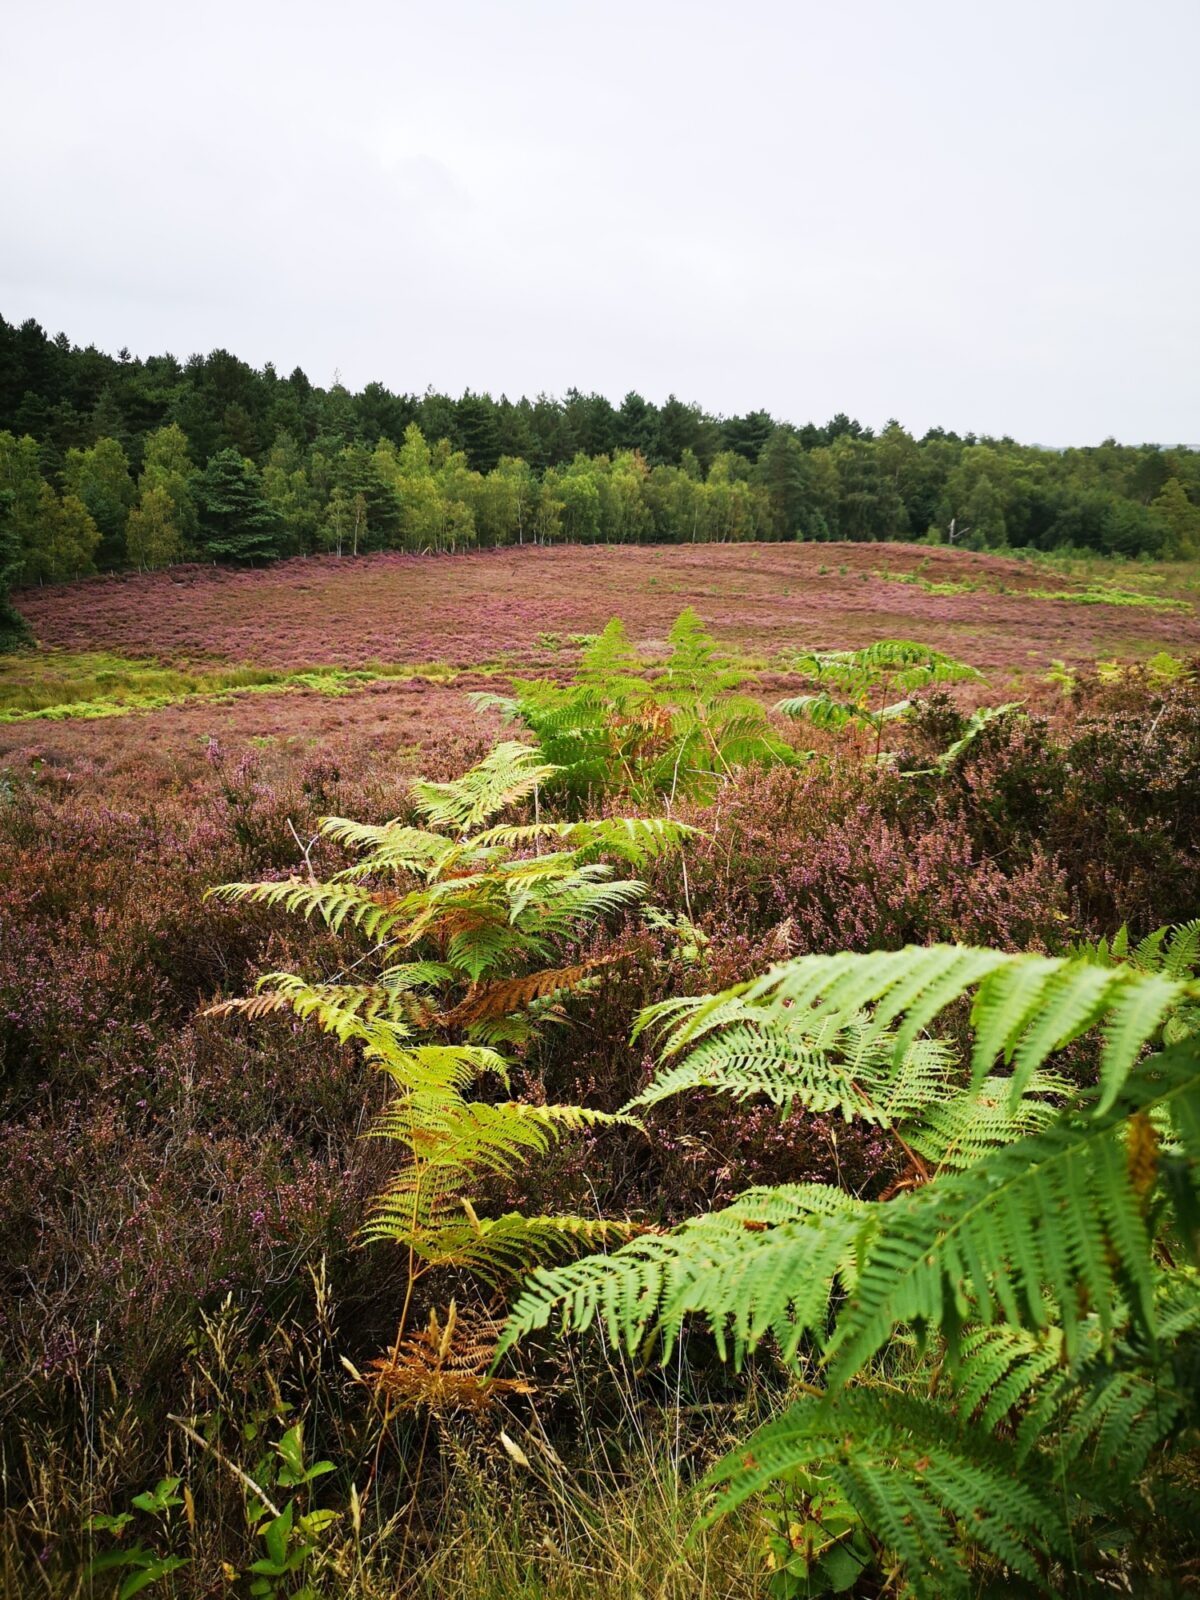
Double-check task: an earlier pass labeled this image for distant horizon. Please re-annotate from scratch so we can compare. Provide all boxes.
[5,308,1197,456]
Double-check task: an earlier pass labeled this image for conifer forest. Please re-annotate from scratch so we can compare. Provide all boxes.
[3,1,1199,1595]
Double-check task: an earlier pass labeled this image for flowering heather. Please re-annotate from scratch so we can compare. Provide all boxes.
[0,560,1198,1594]
[12,542,1200,675]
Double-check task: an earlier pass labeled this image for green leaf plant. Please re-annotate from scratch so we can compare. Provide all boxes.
[775,639,983,762]
[472,609,802,806]
[207,742,690,1406]
[500,930,1200,1597]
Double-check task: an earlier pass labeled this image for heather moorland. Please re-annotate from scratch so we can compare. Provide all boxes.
[2,535,1200,1600]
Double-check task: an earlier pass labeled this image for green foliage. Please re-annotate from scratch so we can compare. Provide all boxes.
[197,448,283,563]
[88,1418,344,1600]
[360,1042,639,1279]
[5,315,1200,573]
[776,639,982,758]
[502,935,1200,1596]
[86,1477,189,1598]
[708,1390,1068,1594]
[0,486,31,651]
[1026,585,1192,611]
[628,991,1065,1171]
[210,743,681,1315]
[476,609,800,803]
[61,435,133,565]
[902,700,1025,776]
[0,653,458,723]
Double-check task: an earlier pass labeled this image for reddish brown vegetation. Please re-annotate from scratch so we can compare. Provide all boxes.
[14,542,1200,672]
[2,550,1198,1590]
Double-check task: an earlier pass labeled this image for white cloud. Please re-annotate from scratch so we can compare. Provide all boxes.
[1,0,1197,441]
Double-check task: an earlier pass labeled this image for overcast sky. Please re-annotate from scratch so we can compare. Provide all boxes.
[3,0,1197,443]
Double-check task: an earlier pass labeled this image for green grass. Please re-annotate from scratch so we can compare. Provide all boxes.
[0,652,461,722]
[1024,586,1191,611]
[872,570,976,597]
[873,564,1193,611]
[1016,548,1200,596]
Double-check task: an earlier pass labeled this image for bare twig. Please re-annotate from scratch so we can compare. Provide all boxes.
[167,1413,283,1518]
[286,817,319,883]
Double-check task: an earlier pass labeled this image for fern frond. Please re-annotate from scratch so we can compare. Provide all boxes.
[938,702,1024,768]
[206,974,415,1045]
[904,1071,1067,1170]
[949,1323,1065,1433]
[703,1389,1065,1597]
[1162,920,1200,981]
[471,815,697,864]
[625,1012,957,1126]
[466,689,519,718]
[410,742,559,831]
[950,1284,1196,1487]
[367,1095,639,1176]
[318,815,450,864]
[736,944,1200,1114]
[826,1046,1200,1381]
[515,876,647,935]
[577,617,652,696]
[439,956,624,1029]
[774,692,858,729]
[366,1301,532,1412]
[204,877,404,939]
[361,1207,643,1281]
[364,1041,511,1095]
[499,1185,865,1365]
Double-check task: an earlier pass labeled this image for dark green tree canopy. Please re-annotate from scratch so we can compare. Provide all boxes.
[196,448,283,564]
[1,312,1198,577]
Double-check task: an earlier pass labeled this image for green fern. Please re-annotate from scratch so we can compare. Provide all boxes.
[500,935,1200,1596]
[704,1389,1068,1597]
[627,999,959,1123]
[726,943,1200,1112]
[823,1052,1200,1381]
[365,1210,643,1286]
[628,982,1069,1176]
[476,608,802,804]
[208,743,682,1354]
[903,700,1026,777]
[409,741,559,832]
[499,1184,865,1365]
[776,639,983,760]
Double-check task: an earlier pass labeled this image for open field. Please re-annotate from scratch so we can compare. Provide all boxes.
[4,544,1197,797]
[12,542,1200,672]
[2,545,1199,1598]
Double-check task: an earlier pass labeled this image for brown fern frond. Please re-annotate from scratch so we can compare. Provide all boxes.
[205,991,296,1022]
[365,1301,534,1412]
[609,700,675,761]
[439,954,625,1028]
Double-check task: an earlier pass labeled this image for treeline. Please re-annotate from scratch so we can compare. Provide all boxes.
[2,312,1199,601]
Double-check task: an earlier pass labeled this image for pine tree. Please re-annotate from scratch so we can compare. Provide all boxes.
[196,448,283,563]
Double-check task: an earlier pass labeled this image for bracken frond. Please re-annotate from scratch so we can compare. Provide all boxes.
[727,944,1200,1114]
[703,1389,1066,1599]
[367,1301,534,1412]
[410,741,559,831]
[204,876,406,939]
[438,955,625,1028]
[499,1185,866,1365]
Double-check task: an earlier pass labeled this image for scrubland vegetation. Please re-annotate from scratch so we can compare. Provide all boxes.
[2,532,1200,1599]
[3,315,1200,655]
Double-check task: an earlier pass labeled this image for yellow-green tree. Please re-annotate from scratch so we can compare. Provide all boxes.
[126,483,183,569]
[1151,477,1200,558]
